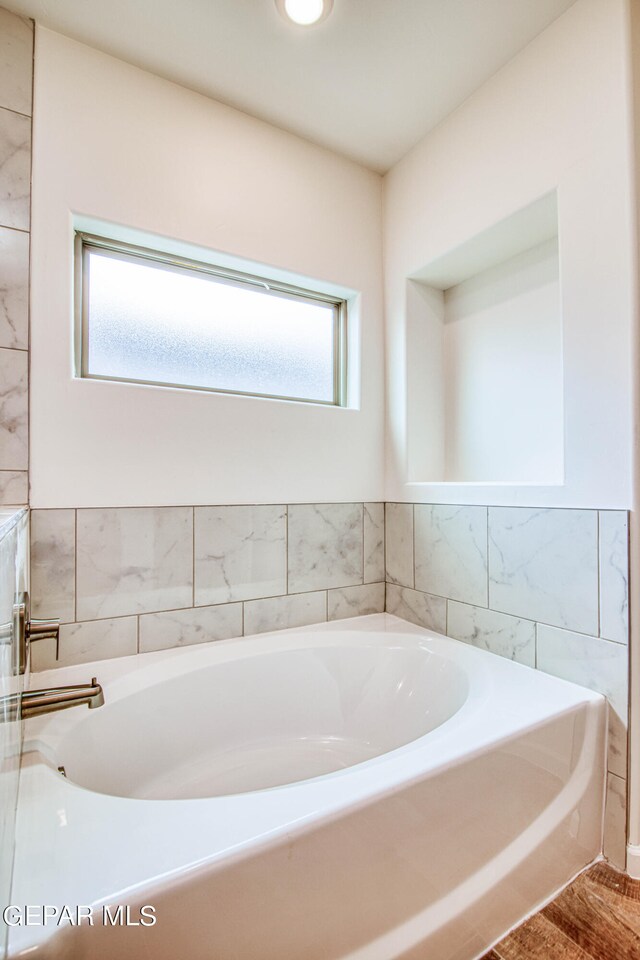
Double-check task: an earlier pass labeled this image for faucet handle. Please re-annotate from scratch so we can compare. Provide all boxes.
[14,592,60,674]
[28,617,60,642]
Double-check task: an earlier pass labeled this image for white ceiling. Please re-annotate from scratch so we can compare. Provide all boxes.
[9,0,577,172]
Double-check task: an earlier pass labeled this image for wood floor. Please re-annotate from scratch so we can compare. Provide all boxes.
[482,862,640,959]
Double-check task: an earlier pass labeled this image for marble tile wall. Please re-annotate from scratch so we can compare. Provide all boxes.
[0,9,32,956]
[385,503,630,869]
[29,502,386,668]
[0,7,32,508]
[32,499,627,869]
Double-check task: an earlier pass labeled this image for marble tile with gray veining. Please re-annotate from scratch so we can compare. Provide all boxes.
[363,503,384,583]
[603,772,627,871]
[0,347,27,470]
[76,507,193,620]
[13,507,27,597]
[447,601,535,666]
[0,470,26,505]
[537,624,628,777]
[288,503,363,593]
[386,583,446,634]
[415,505,488,606]
[385,502,413,588]
[139,602,243,653]
[0,10,33,117]
[244,591,327,636]
[194,504,285,606]
[57,617,138,666]
[0,107,30,231]
[0,525,17,629]
[605,704,628,781]
[30,509,75,623]
[0,226,28,350]
[599,511,629,645]
[328,582,385,621]
[489,507,598,635]
[536,623,627,715]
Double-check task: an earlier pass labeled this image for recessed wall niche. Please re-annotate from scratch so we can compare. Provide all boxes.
[406,193,563,485]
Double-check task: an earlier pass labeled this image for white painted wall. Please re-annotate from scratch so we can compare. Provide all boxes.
[443,238,562,484]
[384,0,635,508]
[29,29,384,507]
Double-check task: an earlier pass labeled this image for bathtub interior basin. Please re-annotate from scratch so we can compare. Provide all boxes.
[42,642,469,800]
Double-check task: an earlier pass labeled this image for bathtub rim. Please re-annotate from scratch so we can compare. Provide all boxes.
[22,613,602,805]
[10,614,606,958]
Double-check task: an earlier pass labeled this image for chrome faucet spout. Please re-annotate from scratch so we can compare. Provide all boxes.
[0,677,104,721]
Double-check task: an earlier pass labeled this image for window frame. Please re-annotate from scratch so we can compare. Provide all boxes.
[74,232,348,407]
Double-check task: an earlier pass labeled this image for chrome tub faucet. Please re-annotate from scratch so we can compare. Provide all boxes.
[1,678,104,721]
[0,592,105,721]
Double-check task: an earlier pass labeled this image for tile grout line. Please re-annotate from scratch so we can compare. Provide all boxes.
[382,503,387,611]
[73,508,78,628]
[361,501,365,585]
[0,222,30,237]
[37,500,618,513]
[285,504,289,596]
[485,505,490,608]
[597,510,601,639]
[191,506,195,609]
[0,102,33,121]
[65,583,372,629]
[383,504,388,594]
[412,503,416,590]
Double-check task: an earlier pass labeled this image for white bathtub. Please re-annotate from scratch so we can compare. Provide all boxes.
[10,613,606,960]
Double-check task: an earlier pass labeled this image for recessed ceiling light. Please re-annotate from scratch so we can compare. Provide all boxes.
[275,0,334,27]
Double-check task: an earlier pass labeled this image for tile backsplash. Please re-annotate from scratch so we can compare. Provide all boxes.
[488,507,599,635]
[194,505,286,604]
[31,499,629,870]
[385,502,629,869]
[30,502,386,668]
[75,507,194,620]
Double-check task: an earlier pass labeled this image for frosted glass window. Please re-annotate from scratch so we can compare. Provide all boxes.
[77,237,346,405]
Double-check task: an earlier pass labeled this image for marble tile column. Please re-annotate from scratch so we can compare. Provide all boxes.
[0,8,32,507]
[0,9,32,957]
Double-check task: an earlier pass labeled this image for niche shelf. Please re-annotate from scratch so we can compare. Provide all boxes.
[407,192,563,485]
